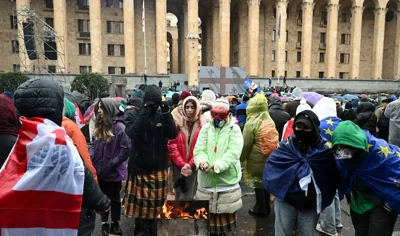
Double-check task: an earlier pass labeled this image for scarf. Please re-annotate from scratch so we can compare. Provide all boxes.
[0,117,85,235]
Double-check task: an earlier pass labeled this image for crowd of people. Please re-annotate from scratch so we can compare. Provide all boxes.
[0,77,400,236]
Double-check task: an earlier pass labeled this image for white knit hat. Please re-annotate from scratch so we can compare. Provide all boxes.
[296,98,312,115]
[201,90,216,103]
[213,98,230,112]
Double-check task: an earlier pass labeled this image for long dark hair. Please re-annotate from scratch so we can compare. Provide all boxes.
[94,101,114,142]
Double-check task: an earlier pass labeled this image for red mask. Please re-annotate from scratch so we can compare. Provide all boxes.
[211,110,228,120]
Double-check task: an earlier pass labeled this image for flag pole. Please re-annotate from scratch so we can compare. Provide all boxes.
[142,0,147,75]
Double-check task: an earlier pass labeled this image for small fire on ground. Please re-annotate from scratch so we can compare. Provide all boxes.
[159,200,208,220]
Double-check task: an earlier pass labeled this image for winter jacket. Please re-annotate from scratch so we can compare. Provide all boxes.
[168,97,205,169]
[63,116,98,182]
[194,118,244,188]
[385,99,400,147]
[235,101,248,124]
[126,85,178,173]
[78,165,111,236]
[241,94,278,189]
[284,99,314,118]
[341,109,357,121]
[268,96,290,140]
[353,102,377,136]
[0,94,18,167]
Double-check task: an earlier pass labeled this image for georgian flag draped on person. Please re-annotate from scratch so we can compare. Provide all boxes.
[0,117,85,236]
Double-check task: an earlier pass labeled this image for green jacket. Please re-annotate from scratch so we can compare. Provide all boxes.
[194,118,243,190]
[240,94,279,189]
[332,121,376,214]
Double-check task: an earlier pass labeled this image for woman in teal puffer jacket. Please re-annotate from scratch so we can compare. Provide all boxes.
[194,98,244,236]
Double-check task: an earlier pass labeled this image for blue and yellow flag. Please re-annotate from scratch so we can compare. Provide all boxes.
[320,117,341,142]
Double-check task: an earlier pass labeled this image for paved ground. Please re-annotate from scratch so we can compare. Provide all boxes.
[92,185,400,236]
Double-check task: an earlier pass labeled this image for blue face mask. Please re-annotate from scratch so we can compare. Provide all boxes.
[213,118,226,128]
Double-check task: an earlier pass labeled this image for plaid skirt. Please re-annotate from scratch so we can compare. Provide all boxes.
[209,212,238,234]
[123,170,168,219]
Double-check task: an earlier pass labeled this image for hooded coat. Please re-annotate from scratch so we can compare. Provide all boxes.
[353,102,377,136]
[241,94,279,189]
[0,94,18,167]
[90,98,131,182]
[13,77,110,236]
[269,96,290,140]
[384,99,400,147]
[126,85,178,173]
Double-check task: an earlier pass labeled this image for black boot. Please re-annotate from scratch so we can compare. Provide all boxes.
[110,221,123,235]
[101,223,110,236]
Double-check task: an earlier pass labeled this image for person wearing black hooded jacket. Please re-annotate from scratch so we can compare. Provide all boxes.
[124,84,178,236]
[268,96,290,140]
[13,77,111,236]
[353,102,378,136]
[340,101,357,121]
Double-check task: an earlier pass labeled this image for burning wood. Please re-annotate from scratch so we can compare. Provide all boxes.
[159,200,208,220]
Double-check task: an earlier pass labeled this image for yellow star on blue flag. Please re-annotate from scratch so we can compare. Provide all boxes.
[320,117,341,142]
[397,152,400,158]
[367,144,373,152]
[378,146,393,158]
[325,142,332,149]
[324,128,334,136]
[326,118,334,126]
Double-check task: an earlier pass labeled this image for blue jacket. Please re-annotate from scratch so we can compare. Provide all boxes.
[235,102,248,124]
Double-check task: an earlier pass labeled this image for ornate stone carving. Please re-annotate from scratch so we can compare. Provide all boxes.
[301,1,314,11]
[373,7,388,15]
[248,0,262,6]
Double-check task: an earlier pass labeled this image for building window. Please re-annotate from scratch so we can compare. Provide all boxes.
[297,31,302,43]
[272,30,276,42]
[108,44,115,56]
[286,30,289,42]
[89,66,92,72]
[10,15,18,29]
[106,21,124,34]
[13,64,20,72]
[340,34,351,45]
[78,19,90,32]
[273,8,277,18]
[45,0,54,9]
[272,50,276,62]
[272,70,275,77]
[320,32,326,44]
[340,53,350,64]
[88,43,91,55]
[319,52,325,63]
[285,71,288,77]
[319,72,324,78]
[285,51,288,62]
[296,71,301,78]
[341,13,351,23]
[297,51,301,62]
[120,67,125,74]
[106,0,113,7]
[80,66,88,73]
[48,65,56,73]
[108,66,116,74]
[321,11,327,26]
[12,40,19,53]
[297,10,303,25]
[45,18,54,28]
[77,0,89,10]
[339,72,349,79]
[79,43,87,55]
[120,45,125,56]
[119,0,123,8]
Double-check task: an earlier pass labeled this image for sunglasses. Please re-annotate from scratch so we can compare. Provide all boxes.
[211,110,228,120]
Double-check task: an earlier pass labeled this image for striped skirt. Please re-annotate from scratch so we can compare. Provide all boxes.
[123,170,168,219]
[209,212,238,235]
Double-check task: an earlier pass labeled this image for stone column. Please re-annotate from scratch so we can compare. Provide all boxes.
[349,2,364,79]
[326,0,339,78]
[301,0,314,78]
[171,38,179,73]
[178,19,185,73]
[219,0,231,67]
[276,0,288,77]
[186,0,199,86]
[156,0,167,74]
[247,0,260,76]
[183,4,188,73]
[90,0,103,73]
[206,15,214,65]
[123,0,135,74]
[238,0,248,67]
[53,0,68,73]
[394,11,400,79]
[16,0,30,72]
[372,6,388,79]
[212,3,220,66]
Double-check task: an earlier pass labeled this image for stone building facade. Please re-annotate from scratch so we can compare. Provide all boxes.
[1,0,399,87]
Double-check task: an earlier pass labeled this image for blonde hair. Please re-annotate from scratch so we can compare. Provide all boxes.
[94,102,114,142]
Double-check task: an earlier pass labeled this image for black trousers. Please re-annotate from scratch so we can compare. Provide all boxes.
[351,207,398,236]
[99,181,122,222]
[253,188,271,214]
[134,219,157,236]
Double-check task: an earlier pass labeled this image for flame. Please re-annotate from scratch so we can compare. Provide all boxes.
[159,201,208,220]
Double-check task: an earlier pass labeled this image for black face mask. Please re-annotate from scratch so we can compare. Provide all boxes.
[294,130,317,144]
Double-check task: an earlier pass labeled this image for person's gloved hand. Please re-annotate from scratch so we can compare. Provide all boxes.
[181,163,192,177]
[160,103,170,114]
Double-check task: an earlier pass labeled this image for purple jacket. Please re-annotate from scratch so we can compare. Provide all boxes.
[90,115,131,182]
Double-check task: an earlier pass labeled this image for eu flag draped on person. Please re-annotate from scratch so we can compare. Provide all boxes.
[333,121,400,213]
[320,117,341,142]
[0,117,85,236]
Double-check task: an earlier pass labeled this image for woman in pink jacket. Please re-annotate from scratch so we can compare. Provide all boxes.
[168,96,206,200]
